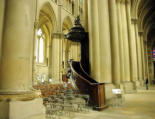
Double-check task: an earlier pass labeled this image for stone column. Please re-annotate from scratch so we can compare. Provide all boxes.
[0,0,45,119]
[144,41,148,77]
[125,0,138,83]
[139,32,145,82]
[88,0,101,82]
[32,20,39,85]
[147,42,153,81]
[98,0,112,83]
[141,40,146,79]
[51,35,60,83]
[0,0,35,93]
[121,0,131,82]
[89,0,115,102]
[134,21,143,85]
[49,34,53,78]
[131,19,139,87]
[58,1,62,82]
[116,0,125,83]
[109,0,120,86]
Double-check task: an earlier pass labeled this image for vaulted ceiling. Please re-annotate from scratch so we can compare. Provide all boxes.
[138,0,155,47]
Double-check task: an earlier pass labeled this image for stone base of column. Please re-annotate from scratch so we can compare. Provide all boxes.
[123,81,137,93]
[140,79,145,87]
[0,91,45,119]
[133,80,142,89]
[104,83,116,105]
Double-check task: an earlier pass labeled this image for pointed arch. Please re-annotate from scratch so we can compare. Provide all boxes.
[33,2,57,84]
[39,2,57,34]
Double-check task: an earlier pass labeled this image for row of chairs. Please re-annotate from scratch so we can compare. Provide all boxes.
[44,89,90,119]
[33,83,72,97]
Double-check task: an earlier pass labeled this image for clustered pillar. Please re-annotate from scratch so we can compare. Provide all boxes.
[88,0,147,95]
[134,20,143,84]
[109,0,121,86]
[121,0,131,82]
[98,0,112,83]
[126,0,138,84]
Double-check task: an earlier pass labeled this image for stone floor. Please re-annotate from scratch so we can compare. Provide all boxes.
[62,86,155,119]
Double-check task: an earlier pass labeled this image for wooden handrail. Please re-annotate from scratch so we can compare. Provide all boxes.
[70,61,106,110]
[70,61,97,86]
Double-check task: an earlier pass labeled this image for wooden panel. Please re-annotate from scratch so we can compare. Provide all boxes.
[71,61,107,110]
[62,74,68,82]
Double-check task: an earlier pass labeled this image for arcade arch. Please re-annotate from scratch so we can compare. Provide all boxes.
[133,0,155,83]
[33,2,57,84]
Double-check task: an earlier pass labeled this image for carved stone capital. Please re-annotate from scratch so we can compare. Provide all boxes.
[116,0,121,3]
[34,20,39,29]
[144,40,147,44]
[138,31,144,36]
[121,0,126,4]
[52,32,65,39]
[131,18,138,24]
[125,0,130,4]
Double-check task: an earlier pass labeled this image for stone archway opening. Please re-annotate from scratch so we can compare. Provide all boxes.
[32,2,56,85]
[137,0,155,84]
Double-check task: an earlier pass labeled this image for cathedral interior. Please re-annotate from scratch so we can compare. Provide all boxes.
[0,0,155,119]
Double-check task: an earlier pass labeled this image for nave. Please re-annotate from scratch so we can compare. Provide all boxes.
[65,87,155,119]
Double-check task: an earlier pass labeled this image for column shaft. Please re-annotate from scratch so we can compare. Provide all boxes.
[52,36,60,83]
[121,1,131,81]
[134,23,143,83]
[98,0,112,83]
[139,33,145,81]
[109,0,120,85]
[88,0,112,83]
[141,40,146,78]
[144,41,148,77]
[126,0,138,82]
[116,0,125,82]
[88,0,101,81]
[32,20,39,85]
[0,0,35,93]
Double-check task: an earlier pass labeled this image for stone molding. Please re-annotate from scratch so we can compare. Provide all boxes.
[125,0,130,4]
[116,0,121,3]
[0,90,41,101]
[138,31,144,36]
[118,0,130,5]
[52,32,65,39]
[121,0,126,4]
[131,18,138,24]
[34,20,39,29]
